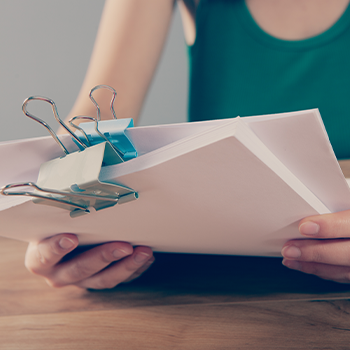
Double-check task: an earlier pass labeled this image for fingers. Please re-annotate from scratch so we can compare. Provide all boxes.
[76,246,154,289]
[25,233,79,275]
[281,238,350,283]
[25,234,154,289]
[281,239,350,266]
[282,260,350,284]
[298,209,350,239]
[280,210,350,283]
[48,241,134,288]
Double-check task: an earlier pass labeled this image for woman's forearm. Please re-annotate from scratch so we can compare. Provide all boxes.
[67,0,175,125]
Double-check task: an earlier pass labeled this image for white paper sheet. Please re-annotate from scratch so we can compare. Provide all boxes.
[0,109,349,256]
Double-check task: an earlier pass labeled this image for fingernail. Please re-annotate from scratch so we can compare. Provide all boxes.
[59,237,75,250]
[299,221,320,236]
[112,248,130,259]
[134,252,151,264]
[282,259,302,271]
[281,245,301,259]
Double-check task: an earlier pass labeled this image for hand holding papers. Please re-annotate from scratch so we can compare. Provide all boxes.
[1,107,350,257]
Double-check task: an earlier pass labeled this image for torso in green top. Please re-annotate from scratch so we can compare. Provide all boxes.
[188,0,350,159]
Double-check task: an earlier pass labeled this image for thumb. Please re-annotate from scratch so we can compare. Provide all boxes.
[25,233,78,275]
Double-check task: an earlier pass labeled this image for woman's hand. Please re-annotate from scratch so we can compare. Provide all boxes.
[281,210,350,283]
[25,233,154,289]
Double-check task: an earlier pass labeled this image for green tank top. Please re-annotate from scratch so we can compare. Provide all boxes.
[188,0,350,159]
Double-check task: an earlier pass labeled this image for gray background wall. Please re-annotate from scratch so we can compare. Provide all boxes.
[0,0,188,142]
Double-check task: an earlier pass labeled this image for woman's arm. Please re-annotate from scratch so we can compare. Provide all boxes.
[68,0,175,124]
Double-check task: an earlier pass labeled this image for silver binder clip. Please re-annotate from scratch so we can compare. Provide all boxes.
[1,95,138,217]
[71,85,137,161]
[22,96,88,154]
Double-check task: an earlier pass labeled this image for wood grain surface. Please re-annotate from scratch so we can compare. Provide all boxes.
[1,160,350,349]
[1,237,350,349]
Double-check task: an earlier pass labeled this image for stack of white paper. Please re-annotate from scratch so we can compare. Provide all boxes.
[0,109,349,256]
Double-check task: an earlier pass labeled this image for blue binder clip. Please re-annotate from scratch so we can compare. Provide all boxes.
[70,85,137,161]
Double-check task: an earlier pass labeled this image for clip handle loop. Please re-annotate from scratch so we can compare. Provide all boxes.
[22,96,69,155]
[22,96,87,154]
[89,85,117,121]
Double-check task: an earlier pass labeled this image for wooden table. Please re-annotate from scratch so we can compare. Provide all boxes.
[1,162,350,349]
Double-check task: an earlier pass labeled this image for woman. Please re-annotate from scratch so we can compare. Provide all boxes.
[25,0,350,288]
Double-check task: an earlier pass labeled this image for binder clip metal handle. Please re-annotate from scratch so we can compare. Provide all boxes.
[89,84,117,121]
[70,85,137,161]
[22,96,87,155]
